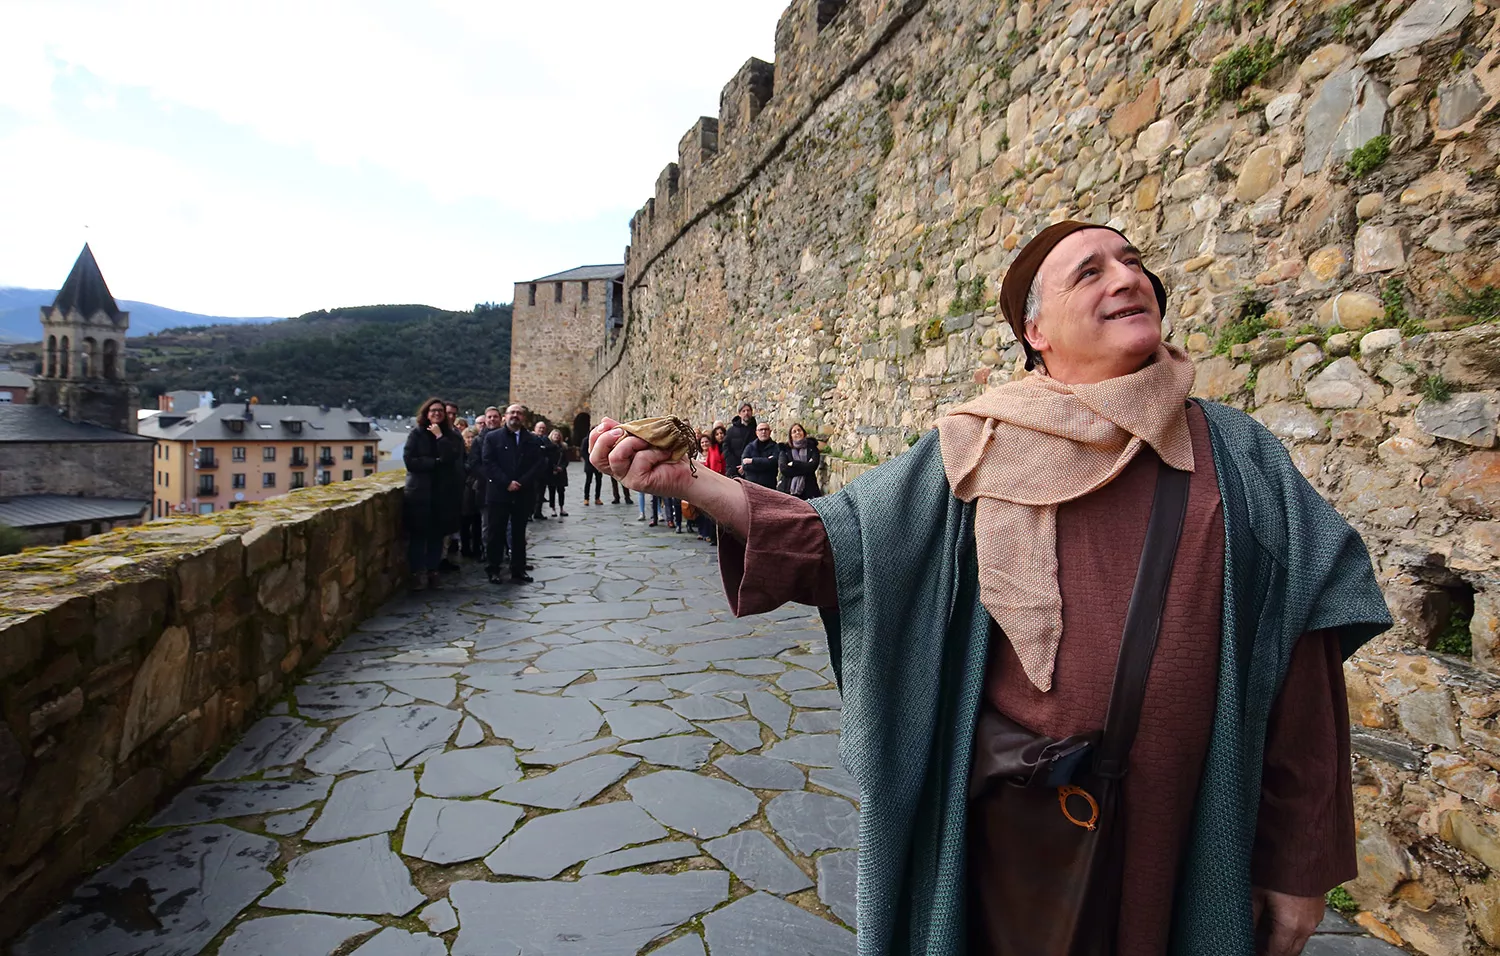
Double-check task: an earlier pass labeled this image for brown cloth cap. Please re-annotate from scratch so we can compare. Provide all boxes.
[999,220,1168,370]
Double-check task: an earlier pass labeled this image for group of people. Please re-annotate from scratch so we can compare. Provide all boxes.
[403,399,573,590]
[580,401,823,546]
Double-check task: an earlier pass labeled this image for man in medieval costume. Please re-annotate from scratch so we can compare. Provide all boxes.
[590,222,1391,956]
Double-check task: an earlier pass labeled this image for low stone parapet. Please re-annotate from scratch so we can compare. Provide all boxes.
[0,472,407,941]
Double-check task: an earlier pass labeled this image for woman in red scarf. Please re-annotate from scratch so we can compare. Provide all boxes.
[697,432,725,543]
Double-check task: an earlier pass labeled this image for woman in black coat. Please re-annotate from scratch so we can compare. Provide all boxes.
[777,423,823,499]
[403,397,463,590]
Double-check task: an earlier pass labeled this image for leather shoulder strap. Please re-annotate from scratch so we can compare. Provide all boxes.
[1093,461,1191,779]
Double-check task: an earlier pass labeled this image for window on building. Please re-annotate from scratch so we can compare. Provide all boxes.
[163,445,169,460]
[164,472,169,488]
[60,335,70,377]
[263,473,277,488]
[342,469,353,481]
[292,447,308,466]
[232,473,246,489]
[292,472,305,489]
[363,445,376,463]
[197,475,214,495]
[528,283,537,306]
[46,335,56,377]
[363,468,374,477]
[554,282,563,303]
[263,446,276,461]
[342,445,353,460]
[232,446,246,461]
[319,446,332,464]
[581,280,590,303]
[198,503,214,514]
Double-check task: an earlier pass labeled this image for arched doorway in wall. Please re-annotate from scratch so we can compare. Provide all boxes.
[46,336,57,377]
[82,337,97,378]
[572,412,591,452]
[59,336,70,378]
[103,340,119,380]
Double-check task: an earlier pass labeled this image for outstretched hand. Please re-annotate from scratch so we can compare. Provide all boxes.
[589,418,695,500]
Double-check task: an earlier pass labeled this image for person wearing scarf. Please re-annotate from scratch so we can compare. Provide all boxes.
[590,222,1390,956]
[778,423,822,499]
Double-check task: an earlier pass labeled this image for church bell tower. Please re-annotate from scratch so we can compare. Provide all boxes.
[32,244,139,434]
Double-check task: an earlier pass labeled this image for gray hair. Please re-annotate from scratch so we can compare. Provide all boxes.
[1022,276,1046,371]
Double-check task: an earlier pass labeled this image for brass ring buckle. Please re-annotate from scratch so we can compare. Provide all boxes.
[1057,785,1100,831]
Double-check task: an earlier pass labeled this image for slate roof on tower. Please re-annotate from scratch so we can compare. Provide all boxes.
[529,264,625,283]
[51,244,123,321]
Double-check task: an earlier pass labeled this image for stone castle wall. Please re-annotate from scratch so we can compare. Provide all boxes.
[587,0,1500,949]
[0,440,152,501]
[510,280,614,423]
[0,473,407,941]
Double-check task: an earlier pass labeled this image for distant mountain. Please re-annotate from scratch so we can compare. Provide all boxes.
[0,287,281,343]
[124,303,514,418]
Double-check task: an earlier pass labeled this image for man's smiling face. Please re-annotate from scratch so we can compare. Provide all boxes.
[1023,228,1162,384]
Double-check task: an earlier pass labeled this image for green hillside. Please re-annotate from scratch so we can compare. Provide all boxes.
[126,303,513,417]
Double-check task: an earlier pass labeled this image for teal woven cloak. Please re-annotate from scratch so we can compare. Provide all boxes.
[809,399,1392,956]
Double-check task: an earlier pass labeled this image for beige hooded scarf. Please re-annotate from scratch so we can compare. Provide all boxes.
[933,343,1197,691]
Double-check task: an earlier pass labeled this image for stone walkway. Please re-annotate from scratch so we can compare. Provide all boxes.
[13,503,1399,955]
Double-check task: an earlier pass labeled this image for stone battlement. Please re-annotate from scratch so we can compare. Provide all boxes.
[0,473,407,940]
[624,0,926,290]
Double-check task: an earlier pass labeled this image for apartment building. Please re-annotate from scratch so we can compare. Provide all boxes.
[138,402,379,517]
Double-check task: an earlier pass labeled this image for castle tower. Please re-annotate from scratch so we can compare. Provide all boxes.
[33,244,138,434]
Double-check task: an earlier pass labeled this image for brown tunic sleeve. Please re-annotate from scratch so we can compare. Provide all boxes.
[718,480,838,616]
[1251,629,1358,896]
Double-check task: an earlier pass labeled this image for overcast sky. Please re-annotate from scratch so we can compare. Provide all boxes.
[0,0,786,317]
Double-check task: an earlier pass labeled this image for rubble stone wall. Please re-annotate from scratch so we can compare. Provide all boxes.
[591,0,1500,949]
[511,279,613,423]
[0,473,407,941]
[0,440,152,501]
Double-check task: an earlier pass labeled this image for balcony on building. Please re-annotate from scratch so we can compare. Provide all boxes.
[291,450,309,467]
[196,449,218,469]
[318,453,335,467]
[317,472,332,486]
[197,479,219,497]
[362,449,376,465]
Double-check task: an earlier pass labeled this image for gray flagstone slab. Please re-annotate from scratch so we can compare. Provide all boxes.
[744,691,792,737]
[419,899,459,934]
[591,663,701,680]
[484,801,667,879]
[304,706,461,774]
[534,642,672,671]
[620,681,674,701]
[619,735,715,770]
[464,671,584,692]
[418,744,523,796]
[387,646,469,664]
[714,755,806,791]
[532,602,653,623]
[449,871,728,956]
[792,710,841,734]
[454,715,485,747]
[462,661,530,678]
[490,754,638,809]
[218,914,379,956]
[560,679,641,699]
[703,829,814,894]
[766,791,860,855]
[295,683,389,720]
[149,778,333,825]
[671,637,799,663]
[809,766,860,801]
[721,659,784,676]
[626,770,759,838]
[776,667,828,692]
[384,677,456,704]
[402,797,526,864]
[578,840,701,875]
[698,719,764,752]
[667,695,747,721]
[652,934,707,956]
[264,806,317,835]
[702,891,856,956]
[788,689,842,709]
[308,663,462,684]
[604,704,694,741]
[764,733,842,767]
[304,769,416,842]
[519,736,622,766]
[818,850,858,928]
[262,834,425,916]
[661,673,763,694]
[204,716,326,779]
[11,825,278,956]
[466,691,603,750]
[350,927,449,956]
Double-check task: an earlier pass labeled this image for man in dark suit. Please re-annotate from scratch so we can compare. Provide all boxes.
[479,403,548,583]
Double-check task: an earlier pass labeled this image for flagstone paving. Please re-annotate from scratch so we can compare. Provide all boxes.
[12,504,1400,955]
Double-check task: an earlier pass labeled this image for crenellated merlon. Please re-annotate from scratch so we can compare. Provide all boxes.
[624,0,911,291]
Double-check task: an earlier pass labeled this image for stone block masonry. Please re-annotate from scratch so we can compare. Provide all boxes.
[0,472,407,942]
[579,0,1500,950]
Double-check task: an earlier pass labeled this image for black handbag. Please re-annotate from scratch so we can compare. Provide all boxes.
[967,462,1190,956]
